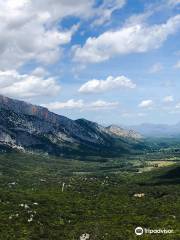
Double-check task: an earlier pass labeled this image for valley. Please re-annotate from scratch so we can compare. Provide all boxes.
[0,150,179,240]
[0,95,180,239]
[0,0,179,239]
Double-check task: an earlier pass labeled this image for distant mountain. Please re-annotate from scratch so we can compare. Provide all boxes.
[130,123,180,138]
[105,125,142,139]
[0,95,144,156]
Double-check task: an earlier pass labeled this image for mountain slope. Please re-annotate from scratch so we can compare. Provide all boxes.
[105,125,142,139]
[0,95,144,156]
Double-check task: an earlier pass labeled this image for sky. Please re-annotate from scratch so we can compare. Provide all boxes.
[0,0,180,125]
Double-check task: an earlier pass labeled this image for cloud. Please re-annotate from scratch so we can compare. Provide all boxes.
[0,9,77,69]
[163,95,174,103]
[149,63,163,73]
[31,67,49,77]
[0,0,127,69]
[139,99,154,108]
[174,60,180,68]
[74,14,180,63]
[0,70,61,99]
[43,99,119,110]
[88,100,119,109]
[92,0,126,26]
[43,99,84,110]
[175,103,180,109]
[0,3,77,69]
[168,0,180,6]
[121,112,147,118]
[78,75,136,93]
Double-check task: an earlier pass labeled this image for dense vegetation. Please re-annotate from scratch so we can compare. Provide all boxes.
[0,151,179,240]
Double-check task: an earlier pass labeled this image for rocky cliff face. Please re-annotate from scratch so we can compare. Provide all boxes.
[0,95,143,156]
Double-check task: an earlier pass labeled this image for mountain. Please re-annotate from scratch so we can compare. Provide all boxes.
[0,95,144,157]
[105,125,142,139]
[130,123,180,138]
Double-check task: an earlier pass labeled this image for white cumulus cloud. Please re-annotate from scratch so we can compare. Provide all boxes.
[43,99,119,111]
[139,99,154,108]
[78,75,136,93]
[0,0,127,69]
[88,100,119,109]
[0,70,61,99]
[74,14,180,63]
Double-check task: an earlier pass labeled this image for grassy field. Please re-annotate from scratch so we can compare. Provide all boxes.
[0,152,179,239]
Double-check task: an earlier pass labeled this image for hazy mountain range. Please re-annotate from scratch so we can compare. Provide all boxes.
[129,123,180,138]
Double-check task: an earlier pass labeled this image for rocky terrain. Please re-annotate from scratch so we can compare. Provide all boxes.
[0,95,143,156]
[105,125,142,139]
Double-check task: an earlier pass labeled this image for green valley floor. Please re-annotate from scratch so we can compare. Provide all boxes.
[0,153,179,240]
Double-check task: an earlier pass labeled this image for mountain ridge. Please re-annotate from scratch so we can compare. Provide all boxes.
[0,95,143,156]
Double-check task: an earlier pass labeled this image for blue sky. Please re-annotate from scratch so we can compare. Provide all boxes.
[0,0,180,125]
